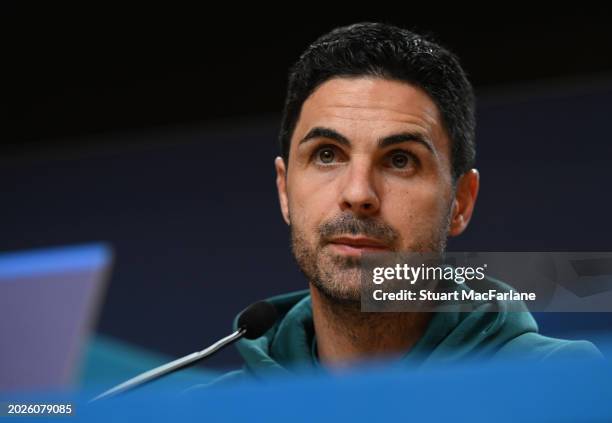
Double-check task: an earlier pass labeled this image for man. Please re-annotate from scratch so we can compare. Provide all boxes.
[209,22,601,386]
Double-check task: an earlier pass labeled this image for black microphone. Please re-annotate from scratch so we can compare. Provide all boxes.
[90,301,277,402]
[237,301,278,339]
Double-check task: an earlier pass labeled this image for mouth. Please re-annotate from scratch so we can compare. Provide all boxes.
[327,236,391,257]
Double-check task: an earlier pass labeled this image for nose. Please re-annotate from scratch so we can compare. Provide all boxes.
[339,159,380,216]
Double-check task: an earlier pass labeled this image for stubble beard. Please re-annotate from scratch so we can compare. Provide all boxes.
[290,209,452,306]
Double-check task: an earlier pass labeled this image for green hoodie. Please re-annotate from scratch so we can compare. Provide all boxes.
[207,278,602,387]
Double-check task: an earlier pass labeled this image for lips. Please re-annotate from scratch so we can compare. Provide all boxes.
[327,236,390,256]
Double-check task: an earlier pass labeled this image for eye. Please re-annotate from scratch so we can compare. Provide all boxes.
[388,150,416,169]
[315,146,336,164]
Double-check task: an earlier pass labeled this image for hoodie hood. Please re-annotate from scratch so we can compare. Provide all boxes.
[232,278,539,378]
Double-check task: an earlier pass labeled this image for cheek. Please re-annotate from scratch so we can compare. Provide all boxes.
[287,176,338,237]
[382,182,451,235]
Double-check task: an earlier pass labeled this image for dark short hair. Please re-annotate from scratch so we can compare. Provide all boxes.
[278,22,476,180]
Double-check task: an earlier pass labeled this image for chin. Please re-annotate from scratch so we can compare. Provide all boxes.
[312,263,363,304]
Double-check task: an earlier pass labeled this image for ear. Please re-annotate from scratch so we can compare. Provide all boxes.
[448,169,480,237]
[275,157,291,225]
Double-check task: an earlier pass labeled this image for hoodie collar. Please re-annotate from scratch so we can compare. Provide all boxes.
[233,280,538,376]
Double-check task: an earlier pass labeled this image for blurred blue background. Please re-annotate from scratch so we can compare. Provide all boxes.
[2,14,611,384]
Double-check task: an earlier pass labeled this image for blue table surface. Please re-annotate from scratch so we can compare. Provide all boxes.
[4,336,612,423]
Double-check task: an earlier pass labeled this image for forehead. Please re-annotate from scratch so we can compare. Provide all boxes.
[291,76,450,156]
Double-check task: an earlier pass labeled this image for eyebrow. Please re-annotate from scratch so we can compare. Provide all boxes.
[298,126,434,153]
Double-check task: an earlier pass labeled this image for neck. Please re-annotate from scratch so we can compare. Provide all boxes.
[310,284,432,371]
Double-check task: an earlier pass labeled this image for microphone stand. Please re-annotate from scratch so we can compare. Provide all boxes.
[90,327,246,402]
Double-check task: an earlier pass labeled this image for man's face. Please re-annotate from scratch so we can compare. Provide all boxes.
[275,77,475,303]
